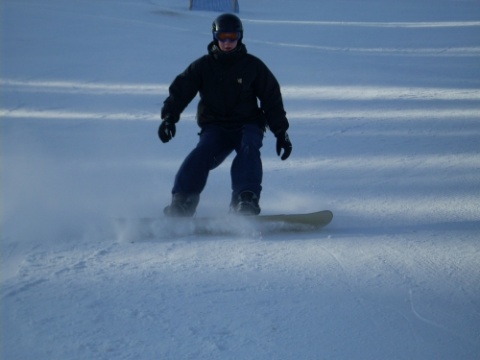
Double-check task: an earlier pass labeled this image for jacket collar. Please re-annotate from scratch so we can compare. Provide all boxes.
[208,41,247,63]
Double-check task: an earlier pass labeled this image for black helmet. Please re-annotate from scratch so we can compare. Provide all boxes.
[212,13,243,42]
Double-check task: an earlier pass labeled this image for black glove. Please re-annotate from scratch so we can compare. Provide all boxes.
[276,131,292,160]
[158,119,176,143]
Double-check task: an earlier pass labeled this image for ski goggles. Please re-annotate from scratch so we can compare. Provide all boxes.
[214,31,241,42]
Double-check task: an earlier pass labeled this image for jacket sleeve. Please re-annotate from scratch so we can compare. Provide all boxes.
[254,59,289,135]
[161,57,204,122]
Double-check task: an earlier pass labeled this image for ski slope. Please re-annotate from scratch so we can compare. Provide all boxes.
[1,0,480,358]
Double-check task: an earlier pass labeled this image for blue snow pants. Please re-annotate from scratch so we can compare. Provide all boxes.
[172,123,264,201]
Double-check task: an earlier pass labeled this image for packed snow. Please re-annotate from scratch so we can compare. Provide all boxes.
[1,0,480,359]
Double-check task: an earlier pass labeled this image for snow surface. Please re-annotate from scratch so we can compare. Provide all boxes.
[1,0,480,358]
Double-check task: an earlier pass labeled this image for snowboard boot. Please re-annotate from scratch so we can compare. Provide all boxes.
[164,193,200,217]
[231,191,261,216]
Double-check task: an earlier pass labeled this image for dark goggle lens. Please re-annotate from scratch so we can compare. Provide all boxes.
[214,32,241,42]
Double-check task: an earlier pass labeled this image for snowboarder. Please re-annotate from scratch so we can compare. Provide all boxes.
[159,13,292,217]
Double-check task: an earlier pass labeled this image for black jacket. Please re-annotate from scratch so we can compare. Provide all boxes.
[161,42,289,135]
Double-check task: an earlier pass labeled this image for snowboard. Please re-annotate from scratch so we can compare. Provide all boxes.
[250,210,333,227]
[115,210,333,240]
